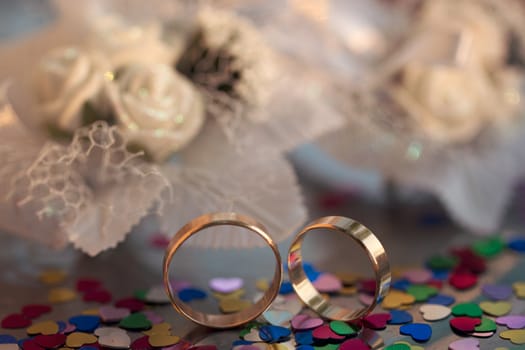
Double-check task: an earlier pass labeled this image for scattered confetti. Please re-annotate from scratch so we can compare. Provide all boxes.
[27,321,59,335]
[21,305,52,319]
[65,333,97,348]
[98,307,130,323]
[496,315,525,329]
[388,310,413,325]
[419,304,451,321]
[1,314,31,329]
[48,288,76,304]
[209,277,244,294]
[363,313,392,330]
[118,313,151,331]
[479,301,511,317]
[481,284,513,301]
[177,289,207,303]
[39,270,67,285]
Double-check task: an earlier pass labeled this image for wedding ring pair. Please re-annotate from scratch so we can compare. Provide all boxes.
[163,213,391,329]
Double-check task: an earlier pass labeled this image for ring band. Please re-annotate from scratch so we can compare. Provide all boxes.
[287,216,391,321]
[163,212,283,328]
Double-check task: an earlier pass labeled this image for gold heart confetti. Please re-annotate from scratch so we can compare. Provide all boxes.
[66,333,97,348]
[382,290,416,309]
[513,281,525,299]
[143,323,171,336]
[39,269,67,285]
[255,279,269,291]
[479,301,511,317]
[212,289,245,301]
[48,288,76,304]
[148,334,181,347]
[219,299,252,314]
[500,329,525,345]
[27,321,59,335]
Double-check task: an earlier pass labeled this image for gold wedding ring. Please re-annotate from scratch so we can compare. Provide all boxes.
[163,212,283,328]
[287,216,391,321]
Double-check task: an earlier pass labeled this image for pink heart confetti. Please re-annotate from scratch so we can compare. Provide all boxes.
[403,268,433,284]
[448,338,479,350]
[170,280,192,292]
[291,314,323,330]
[99,306,130,323]
[209,277,244,294]
[496,315,525,329]
[61,322,76,334]
[76,278,102,293]
[313,273,342,293]
[359,293,374,306]
[143,310,164,324]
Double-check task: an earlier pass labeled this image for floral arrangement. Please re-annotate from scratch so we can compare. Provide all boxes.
[0,4,344,255]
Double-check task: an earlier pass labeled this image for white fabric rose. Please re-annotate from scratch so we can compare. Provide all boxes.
[108,63,205,162]
[35,47,109,132]
[88,16,175,69]
[394,63,503,143]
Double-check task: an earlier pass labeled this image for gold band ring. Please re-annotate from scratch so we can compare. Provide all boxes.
[163,212,283,328]
[287,216,391,321]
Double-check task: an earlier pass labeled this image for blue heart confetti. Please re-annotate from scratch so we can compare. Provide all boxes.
[295,331,314,345]
[388,310,413,325]
[278,281,294,295]
[427,294,455,306]
[400,323,432,343]
[508,238,525,253]
[68,315,100,333]
[259,325,291,343]
[0,335,17,344]
[178,288,207,302]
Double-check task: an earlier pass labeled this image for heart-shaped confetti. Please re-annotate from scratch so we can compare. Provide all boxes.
[259,325,291,343]
[359,293,374,306]
[177,288,207,303]
[1,314,31,329]
[65,333,97,348]
[76,279,102,293]
[399,323,432,343]
[27,321,59,335]
[500,329,525,345]
[142,323,171,336]
[339,338,370,350]
[427,294,455,306]
[262,310,293,326]
[209,277,244,294]
[291,314,323,331]
[68,316,100,333]
[451,303,482,318]
[0,343,18,350]
[363,313,392,330]
[130,336,152,350]
[294,331,313,346]
[474,318,496,333]
[481,284,513,301]
[144,286,169,304]
[382,291,415,309]
[513,282,525,298]
[450,317,481,333]
[329,321,357,336]
[21,305,52,319]
[449,272,477,290]
[279,282,293,295]
[420,304,451,321]
[472,237,504,258]
[39,270,67,285]
[448,338,479,350]
[114,298,145,312]
[99,331,131,349]
[119,313,151,331]
[406,285,438,302]
[312,273,342,293]
[427,255,458,270]
[148,335,180,347]
[359,279,377,294]
[141,311,163,325]
[219,299,251,314]
[0,335,17,344]
[311,324,345,341]
[384,344,410,350]
[19,338,42,350]
[34,334,66,348]
[393,341,424,350]
[496,315,525,329]
[479,301,511,317]
[403,269,433,284]
[509,237,525,252]
[48,288,76,304]
[388,310,413,325]
[99,306,130,323]
[83,289,112,304]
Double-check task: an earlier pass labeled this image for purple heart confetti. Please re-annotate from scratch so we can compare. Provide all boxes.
[481,284,513,301]
[496,315,525,329]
